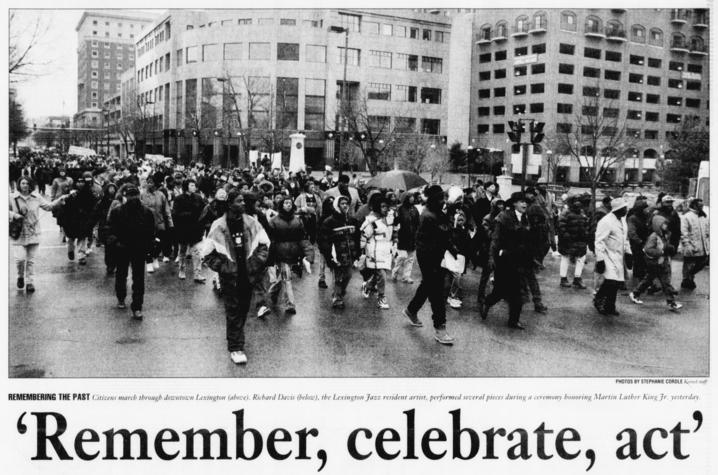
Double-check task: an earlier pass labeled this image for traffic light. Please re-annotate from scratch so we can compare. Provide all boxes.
[324,131,336,140]
[511,143,521,154]
[533,144,543,154]
[530,121,545,144]
[507,121,522,143]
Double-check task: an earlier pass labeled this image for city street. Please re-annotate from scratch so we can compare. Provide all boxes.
[8,210,709,378]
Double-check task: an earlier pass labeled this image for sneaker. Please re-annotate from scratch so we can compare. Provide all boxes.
[178,270,186,280]
[17,277,24,289]
[318,279,328,289]
[434,327,455,345]
[131,310,143,320]
[534,303,548,314]
[257,305,271,318]
[25,284,35,293]
[152,259,160,271]
[628,292,643,304]
[117,301,127,309]
[560,277,571,288]
[194,275,207,283]
[68,250,75,261]
[572,277,587,289]
[230,351,248,365]
[285,307,297,316]
[331,298,345,309]
[668,302,683,311]
[377,297,390,309]
[403,308,423,327]
[78,257,87,265]
[361,282,370,299]
[147,263,154,273]
[447,297,462,309]
[162,256,170,263]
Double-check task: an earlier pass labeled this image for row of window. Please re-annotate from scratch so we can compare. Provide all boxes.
[187,17,322,29]
[477,120,701,137]
[138,53,172,82]
[478,97,702,117]
[366,84,442,104]
[89,40,132,51]
[91,19,138,28]
[89,60,125,71]
[337,12,449,42]
[90,49,128,60]
[91,30,135,39]
[137,21,171,57]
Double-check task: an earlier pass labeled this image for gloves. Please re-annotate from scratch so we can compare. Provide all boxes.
[595,260,606,274]
[625,253,633,270]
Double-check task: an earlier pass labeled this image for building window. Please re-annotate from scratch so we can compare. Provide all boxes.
[530,103,544,113]
[395,25,407,37]
[513,104,526,114]
[304,79,326,130]
[479,53,492,63]
[631,25,646,43]
[603,107,619,118]
[91,102,98,108]
[420,87,441,104]
[646,94,660,104]
[514,66,527,76]
[560,11,576,31]
[477,124,489,134]
[630,55,644,66]
[669,61,684,72]
[628,92,642,102]
[605,51,621,62]
[531,43,546,54]
[421,119,440,135]
[530,83,544,94]
[629,73,643,84]
[495,50,507,61]
[280,18,296,26]
[91,80,98,89]
[258,18,274,25]
[275,77,299,129]
[493,123,505,134]
[668,79,683,89]
[531,63,545,74]
[604,70,621,81]
[394,117,416,133]
[395,85,417,102]
[92,20,97,25]
[647,76,660,86]
[409,27,419,39]
[514,85,527,95]
[585,16,602,33]
[364,21,379,35]
[627,110,642,120]
[478,89,491,99]
[495,22,508,38]
[494,68,506,79]
[686,81,701,91]
[583,86,599,97]
[479,25,491,41]
[369,50,392,68]
[558,83,573,94]
[557,103,572,114]
[558,63,574,74]
[647,57,661,68]
[479,71,491,81]
[583,66,600,78]
[478,107,490,117]
[494,105,505,115]
[559,43,575,55]
[202,44,219,62]
[644,130,658,139]
[515,46,528,57]
[494,87,506,97]
[557,123,572,133]
[395,53,418,71]
[648,28,663,46]
[367,83,391,101]
[584,47,601,59]
[238,18,252,25]
[305,44,326,63]
[687,63,702,73]
[666,114,682,124]
[249,42,271,60]
[338,13,360,32]
[422,29,432,41]
[686,98,700,108]
[382,24,393,36]
[91,91,98,99]
[277,43,300,61]
[91,71,98,78]
[421,56,443,73]
[224,43,242,60]
[91,50,98,58]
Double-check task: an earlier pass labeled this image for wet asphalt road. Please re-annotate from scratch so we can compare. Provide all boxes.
[8,210,709,378]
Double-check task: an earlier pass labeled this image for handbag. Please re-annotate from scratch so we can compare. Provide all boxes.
[9,197,25,240]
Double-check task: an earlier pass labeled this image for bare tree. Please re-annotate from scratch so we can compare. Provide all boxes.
[9,11,50,82]
[549,86,639,209]
[397,135,448,182]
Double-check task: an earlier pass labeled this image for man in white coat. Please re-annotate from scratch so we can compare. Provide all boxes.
[680,197,709,290]
[593,198,633,316]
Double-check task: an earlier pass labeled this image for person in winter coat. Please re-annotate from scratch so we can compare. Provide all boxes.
[141,176,174,273]
[316,195,336,289]
[475,198,505,305]
[391,192,420,283]
[50,166,74,242]
[653,195,681,249]
[557,196,590,289]
[480,192,534,330]
[629,216,682,311]
[107,185,156,320]
[471,181,499,227]
[10,176,73,292]
[593,198,633,316]
[294,181,322,244]
[172,178,207,282]
[97,182,119,274]
[404,185,456,345]
[318,195,360,308]
[267,196,315,316]
[202,189,270,365]
[680,198,709,290]
[626,198,651,281]
[520,187,549,313]
[444,208,471,309]
[360,193,396,310]
[62,171,100,265]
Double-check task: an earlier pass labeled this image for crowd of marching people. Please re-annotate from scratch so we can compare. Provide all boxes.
[10,152,709,365]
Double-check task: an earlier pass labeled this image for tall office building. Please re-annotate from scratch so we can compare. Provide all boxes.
[468,8,709,182]
[74,10,156,128]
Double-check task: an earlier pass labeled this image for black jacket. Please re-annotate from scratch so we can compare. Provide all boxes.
[107,201,155,255]
[172,192,206,244]
[318,209,360,268]
[415,206,452,260]
[268,208,314,264]
[396,199,420,251]
[490,209,532,271]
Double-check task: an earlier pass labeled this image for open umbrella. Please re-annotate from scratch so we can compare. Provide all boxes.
[365,170,428,191]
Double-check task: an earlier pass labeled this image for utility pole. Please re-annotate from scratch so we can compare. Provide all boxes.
[330,25,349,173]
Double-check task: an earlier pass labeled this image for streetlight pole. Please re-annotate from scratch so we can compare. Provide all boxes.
[330,26,349,173]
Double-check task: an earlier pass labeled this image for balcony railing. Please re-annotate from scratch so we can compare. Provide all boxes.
[670,39,689,52]
[670,9,689,23]
[693,11,709,27]
[529,19,547,33]
[512,24,529,36]
[605,28,627,41]
[689,44,708,55]
[584,23,605,38]
[493,29,508,41]
[476,31,491,44]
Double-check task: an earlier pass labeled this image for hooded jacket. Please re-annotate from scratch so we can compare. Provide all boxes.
[680,208,709,257]
[201,214,269,283]
[268,204,314,264]
[318,196,360,268]
[172,191,206,244]
[557,200,589,258]
[626,201,650,251]
[643,215,672,266]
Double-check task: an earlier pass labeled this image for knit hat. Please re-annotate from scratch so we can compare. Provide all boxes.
[423,184,444,199]
[610,198,627,211]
